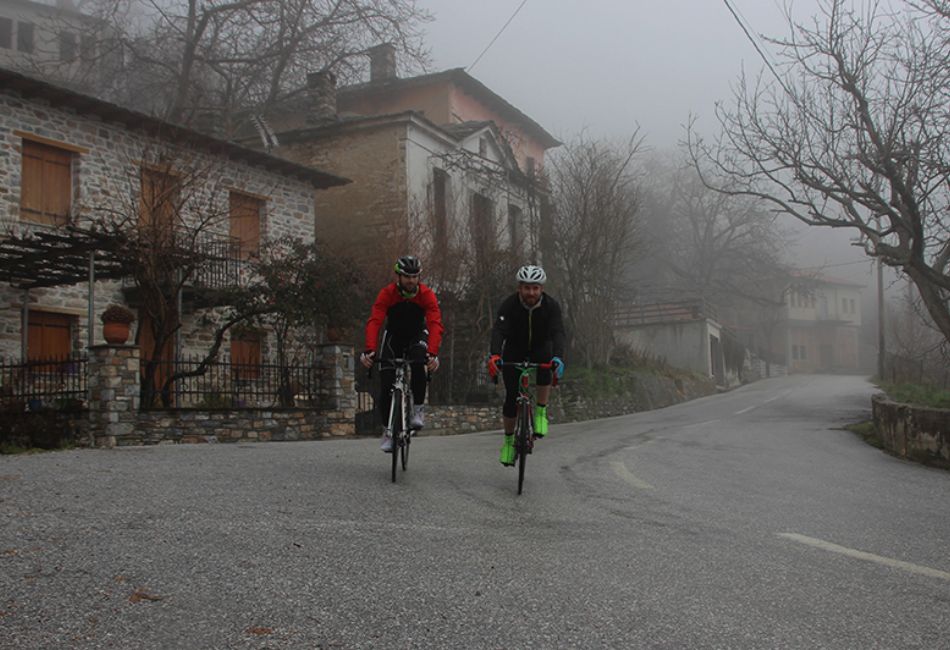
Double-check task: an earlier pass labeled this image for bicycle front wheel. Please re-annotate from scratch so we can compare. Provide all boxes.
[390,389,402,483]
[400,431,410,470]
[516,403,530,495]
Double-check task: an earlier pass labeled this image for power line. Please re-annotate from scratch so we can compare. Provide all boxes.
[468,0,529,72]
[721,0,794,97]
[799,259,877,270]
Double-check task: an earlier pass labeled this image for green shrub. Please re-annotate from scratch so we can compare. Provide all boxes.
[877,382,950,409]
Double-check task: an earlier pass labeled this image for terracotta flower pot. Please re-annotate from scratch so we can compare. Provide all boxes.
[103,321,131,344]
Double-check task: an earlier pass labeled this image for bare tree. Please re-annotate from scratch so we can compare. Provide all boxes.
[411,167,526,403]
[67,0,431,126]
[640,153,790,307]
[690,0,950,345]
[546,132,644,368]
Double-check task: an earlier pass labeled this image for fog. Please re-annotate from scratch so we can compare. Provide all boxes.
[420,0,883,292]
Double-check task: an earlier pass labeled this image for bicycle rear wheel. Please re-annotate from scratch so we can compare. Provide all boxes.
[516,403,530,495]
[390,390,402,483]
[401,392,412,471]
[400,431,410,470]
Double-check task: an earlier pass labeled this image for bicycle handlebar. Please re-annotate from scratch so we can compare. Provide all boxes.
[496,360,554,370]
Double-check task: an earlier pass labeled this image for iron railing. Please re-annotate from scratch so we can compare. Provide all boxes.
[0,355,87,411]
[120,235,248,292]
[141,356,319,409]
[613,299,719,327]
[191,236,246,290]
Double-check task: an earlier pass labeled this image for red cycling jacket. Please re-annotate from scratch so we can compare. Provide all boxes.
[364,282,444,356]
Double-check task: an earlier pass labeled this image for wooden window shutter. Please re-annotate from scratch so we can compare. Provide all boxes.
[20,140,72,226]
[229,192,262,259]
[140,168,178,235]
[230,331,262,380]
[27,311,74,361]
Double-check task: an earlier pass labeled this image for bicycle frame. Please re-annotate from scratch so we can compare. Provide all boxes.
[379,357,413,483]
[497,360,554,495]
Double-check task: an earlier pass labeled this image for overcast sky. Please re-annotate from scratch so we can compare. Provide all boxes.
[418,0,881,286]
[418,0,827,148]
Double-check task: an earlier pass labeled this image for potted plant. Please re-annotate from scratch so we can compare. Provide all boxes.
[101,304,136,344]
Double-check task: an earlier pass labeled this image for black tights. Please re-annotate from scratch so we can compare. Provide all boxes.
[501,363,552,418]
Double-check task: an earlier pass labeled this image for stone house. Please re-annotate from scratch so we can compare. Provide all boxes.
[0,66,347,378]
[239,44,561,283]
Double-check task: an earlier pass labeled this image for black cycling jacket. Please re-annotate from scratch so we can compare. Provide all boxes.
[490,292,566,360]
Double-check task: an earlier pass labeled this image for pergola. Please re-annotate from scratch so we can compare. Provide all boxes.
[0,225,136,356]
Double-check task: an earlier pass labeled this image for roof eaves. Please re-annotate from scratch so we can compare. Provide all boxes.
[338,67,561,149]
[0,67,349,189]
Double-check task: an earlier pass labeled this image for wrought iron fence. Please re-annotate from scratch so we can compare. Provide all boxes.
[141,356,320,409]
[0,355,87,412]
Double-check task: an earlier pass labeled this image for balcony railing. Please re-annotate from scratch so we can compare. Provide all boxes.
[613,299,719,327]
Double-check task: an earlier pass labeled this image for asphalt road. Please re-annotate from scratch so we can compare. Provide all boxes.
[1,374,948,649]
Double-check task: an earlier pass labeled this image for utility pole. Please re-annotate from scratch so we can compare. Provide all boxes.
[877,254,885,380]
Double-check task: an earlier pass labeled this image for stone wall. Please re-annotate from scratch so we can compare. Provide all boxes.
[871,394,950,467]
[134,408,351,445]
[83,344,355,446]
[420,371,718,437]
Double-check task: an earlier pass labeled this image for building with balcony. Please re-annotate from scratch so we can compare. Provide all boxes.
[783,273,863,373]
[239,44,561,284]
[0,66,346,375]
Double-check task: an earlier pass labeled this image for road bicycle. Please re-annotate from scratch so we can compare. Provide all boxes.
[379,357,414,483]
[498,360,554,495]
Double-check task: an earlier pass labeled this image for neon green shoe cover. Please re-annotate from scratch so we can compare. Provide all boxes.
[499,435,515,466]
[534,405,548,437]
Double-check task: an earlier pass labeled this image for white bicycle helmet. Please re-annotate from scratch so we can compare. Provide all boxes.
[516,264,546,284]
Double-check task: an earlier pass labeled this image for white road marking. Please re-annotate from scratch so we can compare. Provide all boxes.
[683,419,720,429]
[610,460,654,490]
[778,533,950,581]
[735,405,756,414]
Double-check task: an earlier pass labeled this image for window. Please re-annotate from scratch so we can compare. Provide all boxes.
[431,169,448,248]
[842,298,848,313]
[140,167,179,241]
[17,21,33,53]
[850,298,856,313]
[800,345,807,360]
[27,311,74,361]
[0,17,12,49]
[525,156,536,177]
[231,330,262,380]
[20,140,73,225]
[471,192,494,268]
[229,192,263,259]
[508,204,523,254]
[478,137,489,157]
[80,33,95,61]
[60,31,77,61]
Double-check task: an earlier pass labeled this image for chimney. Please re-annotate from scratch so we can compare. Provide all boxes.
[368,43,397,82]
[306,70,337,125]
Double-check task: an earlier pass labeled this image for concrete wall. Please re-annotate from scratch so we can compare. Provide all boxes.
[616,320,714,378]
[871,394,950,467]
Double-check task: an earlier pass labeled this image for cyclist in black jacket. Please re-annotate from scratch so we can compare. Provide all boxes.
[487,265,566,466]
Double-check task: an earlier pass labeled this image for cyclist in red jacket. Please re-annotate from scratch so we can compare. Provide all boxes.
[360,256,443,452]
